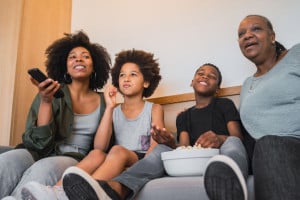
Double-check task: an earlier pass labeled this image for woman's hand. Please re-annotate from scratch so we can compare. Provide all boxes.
[195,130,225,148]
[29,77,58,126]
[151,123,176,149]
[30,77,60,103]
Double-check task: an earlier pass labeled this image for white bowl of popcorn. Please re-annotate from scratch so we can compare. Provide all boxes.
[161,146,219,176]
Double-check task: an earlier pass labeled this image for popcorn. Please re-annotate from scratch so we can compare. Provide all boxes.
[176,144,209,150]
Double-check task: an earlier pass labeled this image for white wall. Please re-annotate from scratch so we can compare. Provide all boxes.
[72,0,300,98]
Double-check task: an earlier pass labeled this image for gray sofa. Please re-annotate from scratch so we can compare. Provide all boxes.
[136,90,255,200]
[136,176,254,200]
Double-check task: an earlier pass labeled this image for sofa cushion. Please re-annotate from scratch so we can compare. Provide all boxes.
[136,175,254,200]
[136,176,208,200]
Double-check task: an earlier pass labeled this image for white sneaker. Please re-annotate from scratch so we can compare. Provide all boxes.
[204,155,248,200]
[21,181,68,200]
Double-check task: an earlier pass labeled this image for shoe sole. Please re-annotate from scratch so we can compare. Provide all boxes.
[62,166,112,200]
[204,155,248,200]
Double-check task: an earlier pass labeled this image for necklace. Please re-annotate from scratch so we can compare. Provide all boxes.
[249,76,262,92]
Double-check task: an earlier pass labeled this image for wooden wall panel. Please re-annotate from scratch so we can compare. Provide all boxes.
[147,86,241,105]
[0,0,24,145]
[10,0,72,146]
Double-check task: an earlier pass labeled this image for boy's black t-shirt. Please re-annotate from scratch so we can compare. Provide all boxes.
[176,98,240,145]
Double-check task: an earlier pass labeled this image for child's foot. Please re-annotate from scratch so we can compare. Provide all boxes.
[62,166,120,200]
[204,155,248,200]
[21,181,68,200]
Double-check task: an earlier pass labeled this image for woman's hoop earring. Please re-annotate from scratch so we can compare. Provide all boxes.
[93,72,97,81]
[64,73,72,84]
[89,72,97,89]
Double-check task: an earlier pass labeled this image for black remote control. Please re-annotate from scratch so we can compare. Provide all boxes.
[28,68,64,98]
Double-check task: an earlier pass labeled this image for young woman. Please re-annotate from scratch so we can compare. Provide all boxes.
[21,49,164,200]
[0,31,111,199]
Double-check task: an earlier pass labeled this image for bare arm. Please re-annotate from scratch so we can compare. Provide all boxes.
[145,103,164,154]
[93,85,118,151]
[178,131,190,146]
[151,123,177,149]
[227,121,243,140]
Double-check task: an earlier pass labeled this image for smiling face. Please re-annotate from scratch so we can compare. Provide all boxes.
[118,62,149,97]
[66,46,94,81]
[238,15,275,63]
[191,65,220,97]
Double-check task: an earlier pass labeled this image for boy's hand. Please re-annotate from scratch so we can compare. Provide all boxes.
[195,130,223,148]
[151,124,176,149]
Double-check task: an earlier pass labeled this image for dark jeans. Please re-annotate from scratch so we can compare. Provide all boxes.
[114,144,172,200]
[253,135,300,200]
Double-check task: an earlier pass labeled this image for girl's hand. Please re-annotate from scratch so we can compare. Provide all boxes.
[104,85,118,109]
[195,130,223,148]
[30,77,60,103]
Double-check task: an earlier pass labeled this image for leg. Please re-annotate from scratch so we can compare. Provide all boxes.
[11,156,77,199]
[55,149,106,186]
[21,150,106,200]
[62,144,172,200]
[91,145,139,180]
[204,136,249,200]
[0,146,14,154]
[114,144,171,198]
[220,136,249,178]
[253,135,300,200]
[75,149,106,175]
[0,149,34,198]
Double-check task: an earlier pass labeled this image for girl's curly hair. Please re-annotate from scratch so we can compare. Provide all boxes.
[45,31,111,90]
[111,49,162,98]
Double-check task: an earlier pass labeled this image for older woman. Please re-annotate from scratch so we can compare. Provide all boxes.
[204,15,300,200]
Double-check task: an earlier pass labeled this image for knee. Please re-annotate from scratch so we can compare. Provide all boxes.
[221,136,244,152]
[32,157,77,171]
[225,136,243,144]
[87,149,106,160]
[154,144,173,153]
[146,144,171,160]
[254,135,279,156]
[0,149,34,168]
[256,135,276,145]
[107,145,129,159]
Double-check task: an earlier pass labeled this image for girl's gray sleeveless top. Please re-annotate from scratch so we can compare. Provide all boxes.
[113,101,153,153]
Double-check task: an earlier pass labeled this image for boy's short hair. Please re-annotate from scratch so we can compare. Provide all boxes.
[197,63,222,87]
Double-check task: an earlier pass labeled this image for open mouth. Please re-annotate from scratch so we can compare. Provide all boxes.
[244,42,257,49]
[73,65,86,70]
[199,81,208,86]
[122,84,131,88]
